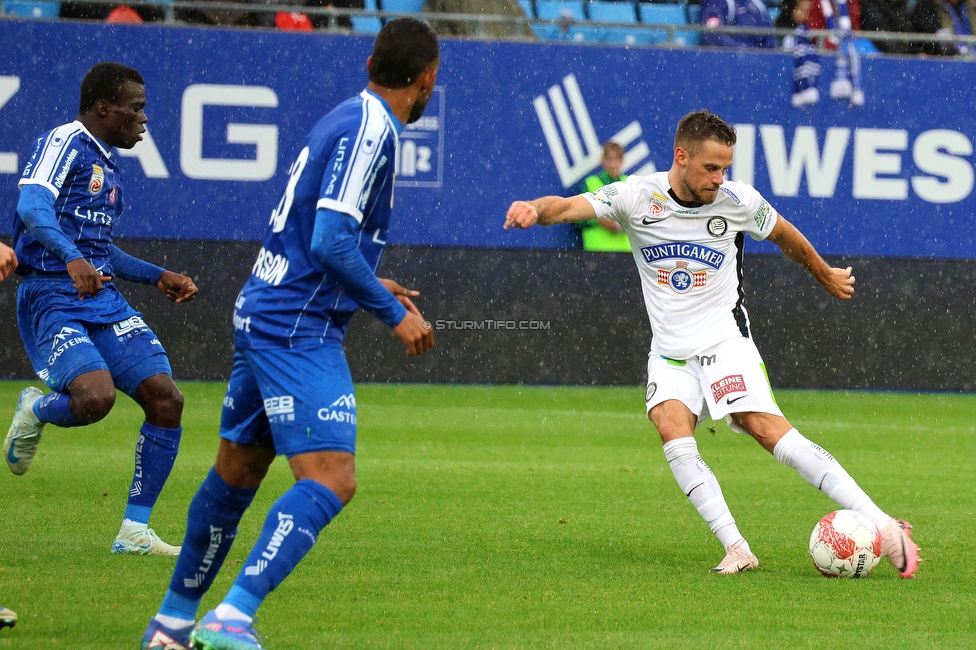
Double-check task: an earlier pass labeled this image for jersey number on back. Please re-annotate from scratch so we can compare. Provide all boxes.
[269,146,310,233]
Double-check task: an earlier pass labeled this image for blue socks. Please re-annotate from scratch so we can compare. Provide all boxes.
[33,392,79,427]
[123,423,182,524]
[159,468,258,621]
[224,480,343,618]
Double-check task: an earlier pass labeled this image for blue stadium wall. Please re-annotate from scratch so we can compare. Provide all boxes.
[2,21,976,390]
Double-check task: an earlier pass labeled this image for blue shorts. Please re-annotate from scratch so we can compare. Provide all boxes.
[16,277,172,396]
[219,340,357,458]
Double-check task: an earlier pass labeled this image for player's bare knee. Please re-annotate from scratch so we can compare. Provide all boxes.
[71,389,116,424]
[148,385,184,424]
[329,473,356,505]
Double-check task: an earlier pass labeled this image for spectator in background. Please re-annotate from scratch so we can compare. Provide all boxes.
[423,0,534,39]
[777,0,822,107]
[577,141,631,252]
[911,0,975,54]
[173,0,264,26]
[700,0,777,48]
[860,0,918,53]
[303,0,365,29]
[60,0,163,22]
[804,0,862,44]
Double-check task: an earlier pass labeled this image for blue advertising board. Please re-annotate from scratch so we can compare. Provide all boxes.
[1,20,975,257]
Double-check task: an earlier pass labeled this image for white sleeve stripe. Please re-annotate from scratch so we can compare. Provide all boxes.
[317,198,363,223]
[30,125,84,187]
[336,97,371,202]
[18,178,60,199]
[336,98,392,208]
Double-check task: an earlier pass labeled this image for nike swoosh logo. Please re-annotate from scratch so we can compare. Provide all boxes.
[642,217,666,225]
[726,395,747,405]
[6,444,19,464]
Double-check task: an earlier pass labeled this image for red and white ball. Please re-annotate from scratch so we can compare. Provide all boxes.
[809,510,882,578]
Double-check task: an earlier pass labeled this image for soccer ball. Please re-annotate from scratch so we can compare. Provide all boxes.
[809,510,882,578]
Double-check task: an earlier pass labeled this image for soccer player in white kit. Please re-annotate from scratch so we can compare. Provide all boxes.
[505,110,919,577]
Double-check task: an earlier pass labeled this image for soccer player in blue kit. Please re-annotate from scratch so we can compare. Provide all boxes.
[5,63,198,557]
[141,18,438,650]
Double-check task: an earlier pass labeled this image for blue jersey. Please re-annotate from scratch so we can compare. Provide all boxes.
[13,121,125,275]
[234,90,404,350]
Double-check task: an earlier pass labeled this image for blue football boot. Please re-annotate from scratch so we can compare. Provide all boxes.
[189,610,265,650]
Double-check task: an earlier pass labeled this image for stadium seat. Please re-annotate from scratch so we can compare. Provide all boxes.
[2,0,59,17]
[589,0,643,44]
[588,0,636,23]
[351,0,382,33]
[639,3,696,45]
[536,0,584,20]
[854,37,880,53]
[379,0,425,14]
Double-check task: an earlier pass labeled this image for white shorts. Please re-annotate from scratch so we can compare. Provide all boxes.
[644,336,783,435]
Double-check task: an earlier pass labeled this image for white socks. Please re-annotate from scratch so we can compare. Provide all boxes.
[663,438,748,552]
[215,603,253,623]
[773,428,890,530]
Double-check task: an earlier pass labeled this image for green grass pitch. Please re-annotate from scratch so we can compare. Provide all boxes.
[1,381,974,648]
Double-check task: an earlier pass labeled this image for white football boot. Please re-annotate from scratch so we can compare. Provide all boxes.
[5,387,45,475]
[112,523,182,558]
[709,540,759,574]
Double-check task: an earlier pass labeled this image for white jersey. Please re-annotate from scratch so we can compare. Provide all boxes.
[582,172,778,360]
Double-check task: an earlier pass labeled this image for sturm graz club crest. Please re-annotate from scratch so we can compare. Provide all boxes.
[657,261,707,294]
[706,217,727,237]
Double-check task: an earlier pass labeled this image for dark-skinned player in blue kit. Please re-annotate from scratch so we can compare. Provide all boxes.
[141,18,438,650]
[6,62,198,557]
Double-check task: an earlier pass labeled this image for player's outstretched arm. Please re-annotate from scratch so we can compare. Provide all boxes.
[767,215,854,300]
[0,242,17,281]
[504,195,597,229]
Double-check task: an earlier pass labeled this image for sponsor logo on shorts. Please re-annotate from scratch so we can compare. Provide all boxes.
[89,164,104,194]
[113,315,149,339]
[48,326,91,365]
[52,326,82,347]
[645,382,657,402]
[711,374,747,402]
[698,354,716,366]
[109,186,117,204]
[264,395,295,422]
[317,393,357,424]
